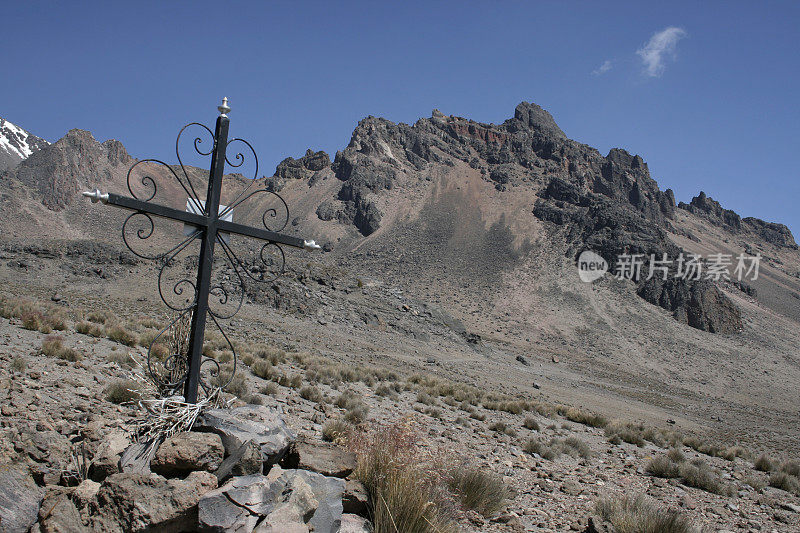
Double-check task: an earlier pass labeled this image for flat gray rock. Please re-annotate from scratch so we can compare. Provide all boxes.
[195,405,296,466]
[198,468,344,533]
[0,464,43,533]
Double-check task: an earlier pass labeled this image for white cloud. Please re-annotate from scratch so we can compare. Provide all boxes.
[636,26,687,77]
[592,60,613,76]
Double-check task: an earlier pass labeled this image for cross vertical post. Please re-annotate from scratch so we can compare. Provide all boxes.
[183,102,229,403]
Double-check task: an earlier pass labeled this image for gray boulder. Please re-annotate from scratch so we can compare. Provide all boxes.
[198,468,344,533]
[0,464,43,533]
[90,471,217,532]
[194,405,296,467]
[215,440,263,483]
[280,440,356,478]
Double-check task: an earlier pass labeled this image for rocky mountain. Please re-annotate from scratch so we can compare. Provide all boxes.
[2,102,797,335]
[0,117,49,173]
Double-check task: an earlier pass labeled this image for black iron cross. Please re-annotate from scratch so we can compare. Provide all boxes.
[83,98,319,403]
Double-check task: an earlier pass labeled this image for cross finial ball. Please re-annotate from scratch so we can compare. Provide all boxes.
[218,97,231,117]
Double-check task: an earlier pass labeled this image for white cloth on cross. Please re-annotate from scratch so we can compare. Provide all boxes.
[183,199,233,245]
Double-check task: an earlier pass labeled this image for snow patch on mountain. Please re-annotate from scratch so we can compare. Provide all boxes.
[0,117,50,172]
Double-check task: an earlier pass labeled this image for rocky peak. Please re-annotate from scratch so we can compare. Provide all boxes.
[509,101,567,140]
[678,192,742,231]
[8,128,132,211]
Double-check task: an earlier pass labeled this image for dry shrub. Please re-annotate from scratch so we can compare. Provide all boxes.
[596,493,696,533]
[667,448,686,463]
[646,456,681,478]
[523,417,540,431]
[11,357,26,372]
[322,419,352,443]
[106,324,137,347]
[251,359,274,380]
[261,382,279,396]
[350,419,456,533]
[769,471,800,495]
[76,321,104,337]
[754,454,775,472]
[744,474,767,491]
[678,461,734,496]
[446,466,508,517]
[105,379,142,404]
[565,407,608,428]
[300,385,324,403]
[564,436,592,459]
[41,335,81,362]
[780,460,800,477]
[108,351,135,367]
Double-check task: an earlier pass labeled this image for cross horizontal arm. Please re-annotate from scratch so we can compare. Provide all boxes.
[105,192,208,227]
[217,219,305,249]
[87,191,310,250]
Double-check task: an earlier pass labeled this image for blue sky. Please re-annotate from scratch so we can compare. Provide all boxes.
[4,1,799,233]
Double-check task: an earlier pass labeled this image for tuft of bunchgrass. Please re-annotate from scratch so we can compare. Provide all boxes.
[447,466,508,517]
[770,471,800,495]
[523,417,540,431]
[596,493,697,533]
[300,385,324,403]
[350,420,456,533]
[754,454,775,472]
[322,419,352,443]
[11,357,26,372]
[106,325,137,347]
[105,379,142,404]
[41,335,81,362]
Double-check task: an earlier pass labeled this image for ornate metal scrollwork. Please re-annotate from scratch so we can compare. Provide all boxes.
[115,118,295,402]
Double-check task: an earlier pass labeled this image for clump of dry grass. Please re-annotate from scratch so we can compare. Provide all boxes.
[446,466,509,517]
[250,359,274,380]
[565,407,608,428]
[754,453,776,472]
[322,419,352,443]
[107,351,135,367]
[300,385,324,403]
[769,471,800,495]
[349,419,457,533]
[277,373,303,389]
[596,493,696,533]
[75,321,104,337]
[11,357,26,372]
[105,379,142,404]
[646,456,681,478]
[106,324,137,347]
[525,436,592,460]
[41,335,81,362]
[523,417,540,431]
[646,455,733,496]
